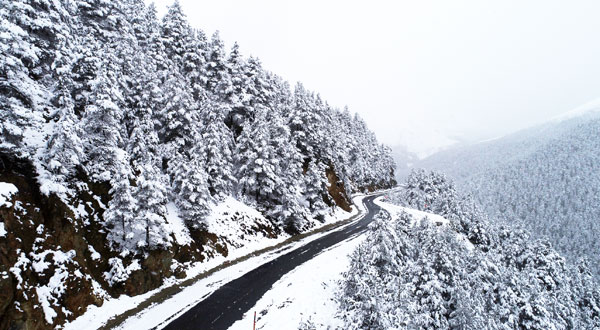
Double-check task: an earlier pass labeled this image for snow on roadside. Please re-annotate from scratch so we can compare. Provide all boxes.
[227,234,366,330]
[374,196,449,225]
[65,195,364,330]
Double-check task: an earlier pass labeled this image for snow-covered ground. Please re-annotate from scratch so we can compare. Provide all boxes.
[64,195,365,330]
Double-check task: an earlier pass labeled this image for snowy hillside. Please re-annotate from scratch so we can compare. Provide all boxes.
[550,97,600,122]
[336,171,600,329]
[417,106,600,277]
[0,0,395,328]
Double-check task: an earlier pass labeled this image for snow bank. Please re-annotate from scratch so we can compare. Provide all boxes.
[205,196,280,251]
[165,203,192,246]
[374,196,449,225]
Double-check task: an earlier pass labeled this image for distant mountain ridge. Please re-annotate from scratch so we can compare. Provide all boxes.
[417,104,600,277]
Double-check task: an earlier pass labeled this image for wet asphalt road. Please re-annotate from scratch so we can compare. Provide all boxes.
[163,194,383,330]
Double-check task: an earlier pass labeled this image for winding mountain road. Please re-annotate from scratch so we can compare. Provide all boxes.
[163,194,384,330]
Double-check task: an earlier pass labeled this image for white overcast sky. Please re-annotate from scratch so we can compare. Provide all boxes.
[148,0,600,153]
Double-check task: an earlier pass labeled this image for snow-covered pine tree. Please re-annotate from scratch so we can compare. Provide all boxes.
[161,0,192,67]
[157,69,199,150]
[125,53,172,251]
[265,107,310,231]
[200,97,235,199]
[205,31,229,94]
[80,51,126,182]
[78,53,141,252]
[225,53,271,137]
[43,82,85,197]
[304,160,329,222]
[185,29,208,102]
[170,147,212,229]
[131,160,172,249]
[103,159,139,253]
[242,56,272,113]
[289,82,319,158]
[223,42,244,105]
[234,105,281,206]
[219,42,244,135]
[328,107,356,194]
[160,0,207,103]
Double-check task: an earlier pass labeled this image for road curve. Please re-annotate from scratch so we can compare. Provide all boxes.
[163,194,383,330]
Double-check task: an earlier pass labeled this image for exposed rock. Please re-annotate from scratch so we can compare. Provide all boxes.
[325,165,352,212]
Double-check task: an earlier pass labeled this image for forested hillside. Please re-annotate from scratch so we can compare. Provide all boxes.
[337,170,600,329]
[417,111,600,278]
[0,0,395,327]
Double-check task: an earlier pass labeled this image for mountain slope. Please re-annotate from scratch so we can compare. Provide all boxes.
[337,171,600,329]
[418,106,600,277]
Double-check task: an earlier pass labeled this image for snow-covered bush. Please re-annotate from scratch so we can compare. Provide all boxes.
[103,257,142,287]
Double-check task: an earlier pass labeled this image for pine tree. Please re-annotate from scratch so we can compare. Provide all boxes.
[80,54,126,182]
[220,42,244,134]
[125,50,172,251]
[170,149,212,229]
[265,109,310,231]
[304,160,329,221]
[103,160,139,253]
[43,85,85,197]
[161,0,192,67]
[205,31,228,93]
[132,161,172,249]
[234,106,280,205]
[200,97,235,199]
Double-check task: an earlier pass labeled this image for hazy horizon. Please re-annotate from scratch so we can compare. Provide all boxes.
[149,0,600,154]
